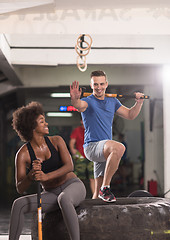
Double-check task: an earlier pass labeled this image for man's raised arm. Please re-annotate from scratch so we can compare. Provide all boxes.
[70,81,88,112]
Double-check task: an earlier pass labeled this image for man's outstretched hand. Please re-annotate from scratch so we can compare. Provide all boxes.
[70,81,82,100]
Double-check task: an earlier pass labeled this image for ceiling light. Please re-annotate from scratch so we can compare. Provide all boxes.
[46,112,73,117]
[50,93,70,98]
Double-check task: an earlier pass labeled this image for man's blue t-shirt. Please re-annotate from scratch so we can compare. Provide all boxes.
[81,94,122,148]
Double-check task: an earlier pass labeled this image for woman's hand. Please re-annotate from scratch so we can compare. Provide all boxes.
[33,170,49,182]
[32,159,49,182]
[32,159,42,171]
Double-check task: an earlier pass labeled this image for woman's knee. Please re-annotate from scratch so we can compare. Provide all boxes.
[12,197,25,213]
[58,192,70,208]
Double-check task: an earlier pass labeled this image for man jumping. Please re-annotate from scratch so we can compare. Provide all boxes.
[70,70,144,202]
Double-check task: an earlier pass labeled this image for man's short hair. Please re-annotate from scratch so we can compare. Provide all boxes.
[90,70,107,80]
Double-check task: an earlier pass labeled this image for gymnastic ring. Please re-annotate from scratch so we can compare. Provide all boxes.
[75,41,91,56]
[75,43,91,57]
[76,56,87,72]
[78,34,92,47]
[76,41,90,51]
[76,34,92,51]
[77,64,87,72]
[76,39,91,51]
[77,39,91,50]
[76,55,87,67]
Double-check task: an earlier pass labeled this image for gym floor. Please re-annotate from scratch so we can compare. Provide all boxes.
[0,207,32,239]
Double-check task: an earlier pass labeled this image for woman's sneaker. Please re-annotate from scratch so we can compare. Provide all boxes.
[98,187,116,202]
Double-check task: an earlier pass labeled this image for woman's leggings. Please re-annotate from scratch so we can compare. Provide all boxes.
[9,178,86,240]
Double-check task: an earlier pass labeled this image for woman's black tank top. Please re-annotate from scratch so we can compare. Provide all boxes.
[26,136,63,173]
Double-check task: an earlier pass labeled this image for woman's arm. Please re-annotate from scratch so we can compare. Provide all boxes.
[15,145,34,194]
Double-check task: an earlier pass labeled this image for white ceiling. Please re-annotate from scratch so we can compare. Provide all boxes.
[1,0,170,14]
[0,0,170,87]
[1,34,170,66]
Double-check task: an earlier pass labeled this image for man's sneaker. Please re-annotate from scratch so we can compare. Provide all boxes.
[98,187,116,202]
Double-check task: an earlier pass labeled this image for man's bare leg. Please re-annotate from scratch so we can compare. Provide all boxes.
[102,140,125,187]
[92,176,103,199]
[89,178,95,195]
[98,140,125,202]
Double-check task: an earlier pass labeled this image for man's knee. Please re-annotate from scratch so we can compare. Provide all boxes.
[119,143,126,158]
[104,141,125,159]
